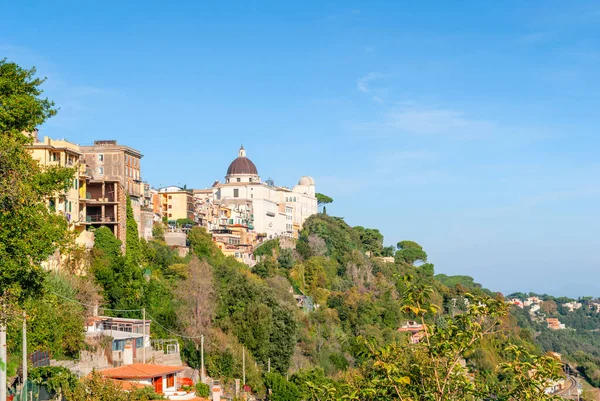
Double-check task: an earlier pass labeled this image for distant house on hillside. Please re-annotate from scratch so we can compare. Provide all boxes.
[398,321,427,344]
[546,318,565,330]
[524,297,541,307]
[86,316,151,365]
[563,301,582,312]
[506,299,524,309]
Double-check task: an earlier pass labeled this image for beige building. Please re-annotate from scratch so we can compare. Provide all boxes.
[157,186,195,222]
[29,135,148,249]
[28,133,88,233]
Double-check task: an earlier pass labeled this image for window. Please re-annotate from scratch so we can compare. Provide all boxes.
[126,167,129,177]
[251,194,253,198]
[234,189,239,198]
[169,213,172,217]
[68,201,72,213]
[112,340,125,351]
[249,178,253,182]
[98,154,104,162]
[237,178,241,182]
[294,197,296,202]
[168,205,172,209]
[169,195,172,199]
[166,374,175,388]
[98,167,104,175]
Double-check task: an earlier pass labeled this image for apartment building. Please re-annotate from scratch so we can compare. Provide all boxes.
[29,134,149,249]
[80,140,143,198]
[80,140,145,244]
[28,133,88,232]
[156,186,195,222]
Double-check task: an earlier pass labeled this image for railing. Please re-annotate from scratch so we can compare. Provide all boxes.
[86,215,117,223]
[85,193,116,202]
[152,339,180,355]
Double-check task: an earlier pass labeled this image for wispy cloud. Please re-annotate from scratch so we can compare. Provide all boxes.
[383,106,494,137]
[357,72,385,93]
[346,103,495,139]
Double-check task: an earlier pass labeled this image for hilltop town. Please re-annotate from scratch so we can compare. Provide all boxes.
[28,131,319,270]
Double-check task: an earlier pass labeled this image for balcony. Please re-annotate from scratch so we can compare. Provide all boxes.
[83,193,117,203]
[78,165,92,178]
[85,215,117,224]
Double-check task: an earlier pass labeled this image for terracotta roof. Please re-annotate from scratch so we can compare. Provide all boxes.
[100,363,184,379]
[226,156,258,176]
[108,379,151,391]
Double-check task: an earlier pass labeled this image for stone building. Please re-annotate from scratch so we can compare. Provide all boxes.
[80,140,147,244]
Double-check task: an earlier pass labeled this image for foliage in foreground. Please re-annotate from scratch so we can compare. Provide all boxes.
[304,279,563,401]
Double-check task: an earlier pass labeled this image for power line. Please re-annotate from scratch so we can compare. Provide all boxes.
[145,311,203,340]
[49,291,202,340]
[49,291,142,313]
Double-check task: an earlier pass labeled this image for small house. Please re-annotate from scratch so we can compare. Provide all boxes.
[99,363,195,399]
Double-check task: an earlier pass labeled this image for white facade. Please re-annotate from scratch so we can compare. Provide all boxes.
[212,147,318,239]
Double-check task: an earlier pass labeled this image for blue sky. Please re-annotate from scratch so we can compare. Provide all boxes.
[2,0,600,297]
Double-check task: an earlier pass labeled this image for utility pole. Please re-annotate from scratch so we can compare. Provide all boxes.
[142,308,146,364]
[0,324,6,401]
[22,312,27,401]
[200,335,205,383]
[242,346,246,386]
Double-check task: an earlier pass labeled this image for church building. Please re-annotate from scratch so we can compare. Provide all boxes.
[212,146,318,239]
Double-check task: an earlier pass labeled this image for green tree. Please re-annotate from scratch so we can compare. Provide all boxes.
[91,227,144,310]
[353,226,384,256]
[188,226,223,261]
[126,195,141,265]
[29,366,79,400]
[308,278,562,401]
[316,193,333,207]
[0,59,74,302]
[176,218,195,227]
[382,245,396,257]
[264,372,300,401]
[195,382,210,397]
[395,240,428,265]
[94,226,122,260]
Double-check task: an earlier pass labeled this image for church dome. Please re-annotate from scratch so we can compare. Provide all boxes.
[298,176,315,186]
[226,146,258,176]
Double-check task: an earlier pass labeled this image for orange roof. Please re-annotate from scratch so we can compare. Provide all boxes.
[108,379,151,391]
[100,363,184,379]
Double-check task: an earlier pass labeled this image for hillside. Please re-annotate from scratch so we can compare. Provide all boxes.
[6,211,578,400]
